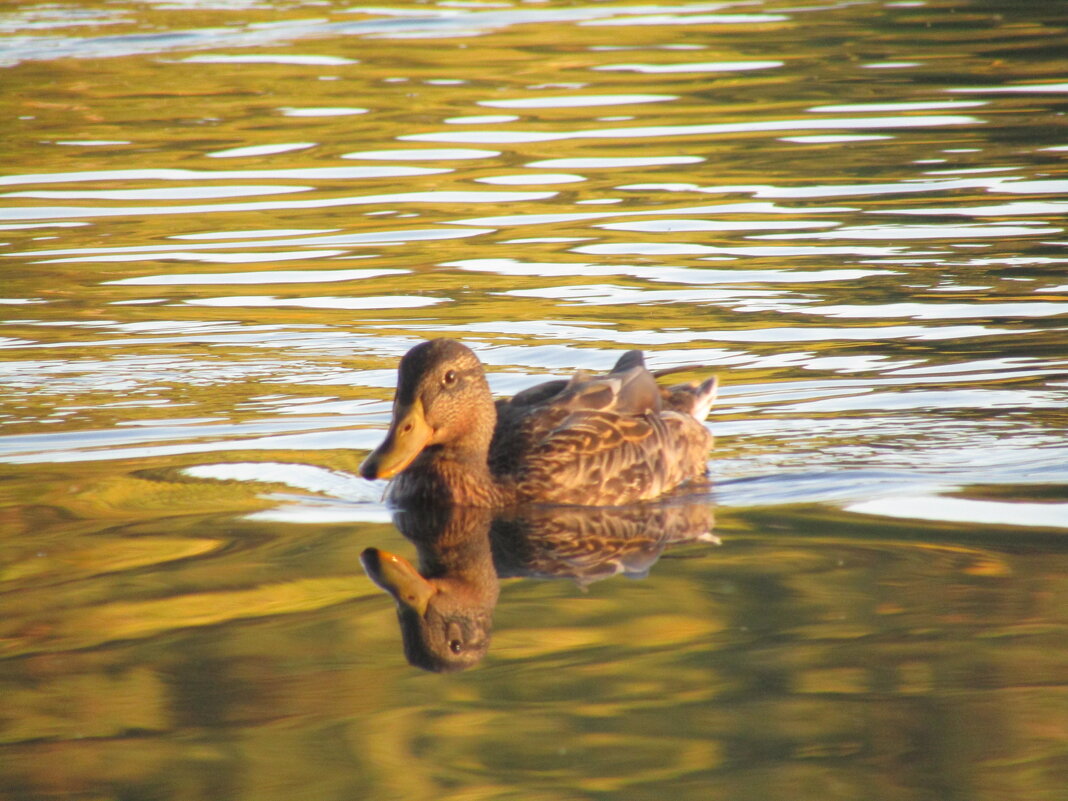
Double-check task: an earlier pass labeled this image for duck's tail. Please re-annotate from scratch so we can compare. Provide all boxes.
[662,375,718,421]
[690,375,719,421]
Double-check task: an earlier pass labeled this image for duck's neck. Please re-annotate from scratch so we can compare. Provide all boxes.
[430,446,500,501]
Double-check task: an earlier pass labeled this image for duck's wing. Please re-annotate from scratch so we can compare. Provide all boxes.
[491,354,659,476]
[505,379,568,409]
[513,408,710,505]
[504,350,654,412]
[491,351,716,504]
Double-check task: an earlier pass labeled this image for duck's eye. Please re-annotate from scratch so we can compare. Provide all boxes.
[442,369,457,386]
[449,639,463,654]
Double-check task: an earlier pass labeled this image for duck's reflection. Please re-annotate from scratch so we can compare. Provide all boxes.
[361,500,717,672]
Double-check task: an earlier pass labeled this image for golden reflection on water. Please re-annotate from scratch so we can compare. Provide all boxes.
[3,504,1065,799]
[2,0,1068,799]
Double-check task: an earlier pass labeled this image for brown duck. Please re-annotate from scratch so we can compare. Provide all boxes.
[359,338,718,507]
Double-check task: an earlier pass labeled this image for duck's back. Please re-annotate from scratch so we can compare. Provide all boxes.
[489,352,715,506]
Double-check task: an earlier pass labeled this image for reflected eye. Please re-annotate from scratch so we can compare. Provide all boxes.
[449,639,463,654]
[442,369,457,386]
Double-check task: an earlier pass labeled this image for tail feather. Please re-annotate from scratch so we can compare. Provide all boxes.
[691,376,718,421]
[662,375,718,420]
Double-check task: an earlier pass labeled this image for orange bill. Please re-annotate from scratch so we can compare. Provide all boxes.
[359,398,433,480]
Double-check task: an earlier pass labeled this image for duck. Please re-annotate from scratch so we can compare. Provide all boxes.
[359,338,718,507]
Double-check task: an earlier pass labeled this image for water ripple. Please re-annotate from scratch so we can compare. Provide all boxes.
[186,295,446,310]
[848,496,1068,529]
[11,227,492,258]
[479,94,678,108]
[107,268,406,286]
[797,302,1068,320]
[0,167,449,186]
[183,54,358,66]
[342,148,500,160]
[593,60,784,72]
[4,186,312,201]
[401,114,980,144]
[208,143,317,158]
[0,192,553,221]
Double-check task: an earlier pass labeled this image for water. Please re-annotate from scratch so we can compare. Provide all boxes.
[1,0,1067,798]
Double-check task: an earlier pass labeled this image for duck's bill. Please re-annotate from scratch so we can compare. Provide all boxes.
[359,398,433,480]
[361,547,436,616]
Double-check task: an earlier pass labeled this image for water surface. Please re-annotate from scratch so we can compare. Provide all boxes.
[1,1,1067,799]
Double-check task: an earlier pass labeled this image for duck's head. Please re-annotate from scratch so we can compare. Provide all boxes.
[360,339,494,480]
